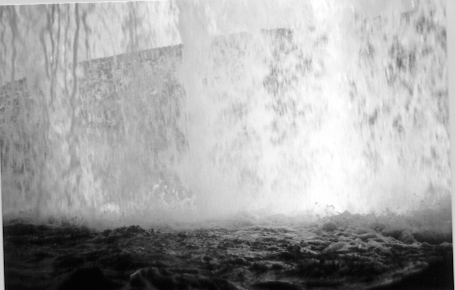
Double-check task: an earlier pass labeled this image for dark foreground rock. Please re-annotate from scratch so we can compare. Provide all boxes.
[2,218,453,290]
[58,266,123,290]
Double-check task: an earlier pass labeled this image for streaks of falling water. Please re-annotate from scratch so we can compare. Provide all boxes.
[175,0,450,219]
[0,5,83,217]
[0,1,451,227]
[1,2,188,226]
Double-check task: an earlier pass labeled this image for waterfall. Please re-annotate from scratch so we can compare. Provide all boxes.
[0,0,450,227]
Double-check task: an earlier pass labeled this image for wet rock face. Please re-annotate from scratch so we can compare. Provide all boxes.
[322,222,337,232]
[252,280,304,290]
[2,219,453,290]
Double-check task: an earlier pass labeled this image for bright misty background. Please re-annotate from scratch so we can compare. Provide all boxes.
[0,0,451,229]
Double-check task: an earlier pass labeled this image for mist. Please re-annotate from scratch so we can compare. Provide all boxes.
[0,0,450,228]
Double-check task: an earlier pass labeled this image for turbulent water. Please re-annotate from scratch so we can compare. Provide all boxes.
[0,0,450,227]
